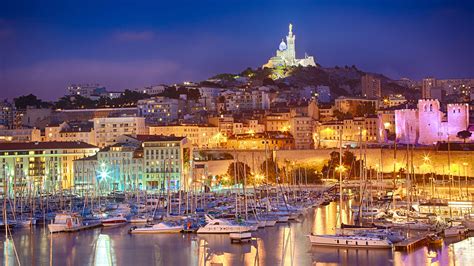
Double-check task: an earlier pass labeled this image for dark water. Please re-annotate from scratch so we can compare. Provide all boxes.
[1,201,472,265]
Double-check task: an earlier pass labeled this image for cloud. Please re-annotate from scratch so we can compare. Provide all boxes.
[0,59,199,100]
[114,30,155,41]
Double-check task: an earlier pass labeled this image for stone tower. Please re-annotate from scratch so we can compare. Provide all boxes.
[417,99,441,145]
[285,23,296,63]
[447,103,469,137]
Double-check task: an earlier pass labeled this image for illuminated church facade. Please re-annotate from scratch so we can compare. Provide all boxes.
[263,24,316,68]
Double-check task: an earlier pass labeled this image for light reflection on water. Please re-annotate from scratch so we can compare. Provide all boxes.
[0,201,472,266]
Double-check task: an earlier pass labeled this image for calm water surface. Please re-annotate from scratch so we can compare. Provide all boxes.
[1,201,472,266]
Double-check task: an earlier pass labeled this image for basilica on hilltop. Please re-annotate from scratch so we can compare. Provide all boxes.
[263,24,316,68]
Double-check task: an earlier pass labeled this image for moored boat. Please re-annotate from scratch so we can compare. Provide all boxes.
[129,222,183,234]
[308,234,393,248]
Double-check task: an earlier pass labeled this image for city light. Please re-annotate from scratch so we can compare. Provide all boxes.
[335,165,346,172]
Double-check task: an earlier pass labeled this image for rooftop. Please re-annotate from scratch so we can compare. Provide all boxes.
[129,134,186,142]
[0,141,98,151]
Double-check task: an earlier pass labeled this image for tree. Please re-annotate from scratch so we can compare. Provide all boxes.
[14,94,51,109]
[355,102,376,117]
[55,95,96,109]
[227,162,251,185]
[321,150,363,180]
[457,130,472,143]
[259,158,281,183]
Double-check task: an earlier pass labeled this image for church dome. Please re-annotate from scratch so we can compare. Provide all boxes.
[279,40,287,51]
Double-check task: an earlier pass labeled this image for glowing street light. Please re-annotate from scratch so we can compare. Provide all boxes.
[335,165,346,173]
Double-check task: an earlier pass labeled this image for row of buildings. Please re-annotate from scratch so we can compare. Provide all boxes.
[2,96,473,149]
[0,135,192,194]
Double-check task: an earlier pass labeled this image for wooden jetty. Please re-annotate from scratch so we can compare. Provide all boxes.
[394,236,427,251]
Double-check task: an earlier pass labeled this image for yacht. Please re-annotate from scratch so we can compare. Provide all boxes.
[48,213,101,233]
[197,215,251,234]
[129,222,183,234]
[102,213,128,227]
[308,234,393,248]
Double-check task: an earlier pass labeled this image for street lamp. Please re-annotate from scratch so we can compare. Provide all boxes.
[463,162,469,200]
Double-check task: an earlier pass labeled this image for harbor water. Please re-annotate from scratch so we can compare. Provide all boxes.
[1,201,472,265]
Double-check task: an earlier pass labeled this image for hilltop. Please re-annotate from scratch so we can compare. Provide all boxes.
[207,65,419,100]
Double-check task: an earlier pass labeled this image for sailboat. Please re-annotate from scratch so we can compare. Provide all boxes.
[308,129,394,249]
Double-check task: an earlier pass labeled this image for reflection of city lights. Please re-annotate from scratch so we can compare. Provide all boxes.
[94,234,113,265]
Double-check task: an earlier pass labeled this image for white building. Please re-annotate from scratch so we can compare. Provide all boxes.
[263,24,316,68]
[123,135,192,191]
[134,85,166,95]
[137,96,180,124]
[67,84,106,98]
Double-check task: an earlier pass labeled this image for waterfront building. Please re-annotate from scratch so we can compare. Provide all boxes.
[263,24,316,68]
[148,124,221,148]
[361,74,382,98]
[226,131,295,150]
[124,135,192,191]
[93,116,147,148]
[137,96,180,124]
[0,141,98,194]
[395,99,470,145]
[74,142,143,193]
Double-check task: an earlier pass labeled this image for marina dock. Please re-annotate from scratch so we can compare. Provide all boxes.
[394,236,427,251]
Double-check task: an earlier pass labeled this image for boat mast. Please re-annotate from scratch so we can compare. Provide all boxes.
[338,129,343,226]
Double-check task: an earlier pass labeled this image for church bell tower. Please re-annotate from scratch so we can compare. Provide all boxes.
[285,23,296,63]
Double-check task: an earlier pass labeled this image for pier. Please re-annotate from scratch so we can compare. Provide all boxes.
[394,236,427,251]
